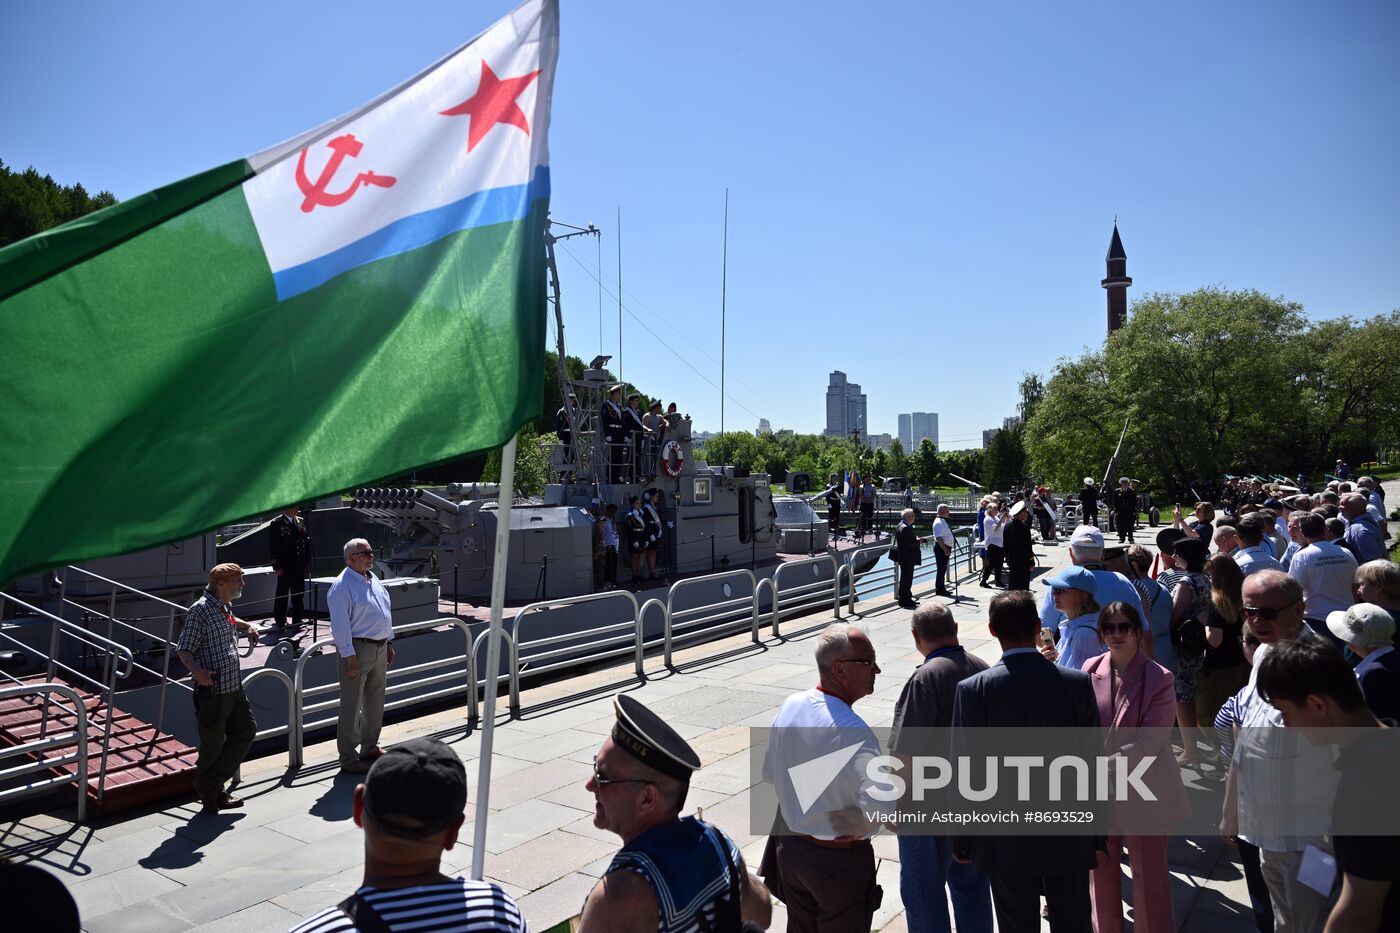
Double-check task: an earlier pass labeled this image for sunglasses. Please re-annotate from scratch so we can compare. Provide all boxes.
[1242,600,1299,621]
[592,760,652,790]
[1098,622,1137,636]
[350,550,374,558]
[837,657,878,668]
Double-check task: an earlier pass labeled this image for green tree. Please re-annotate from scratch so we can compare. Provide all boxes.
[481,422,550,496]
[0,159,119,247]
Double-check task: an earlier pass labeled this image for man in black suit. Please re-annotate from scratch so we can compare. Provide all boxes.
[950,590,1101,933]
[893,508,926,609]
[269,505,311,629]
[1002,501,1035,591]
[601,384,627,483]
[1079,478,1100,528]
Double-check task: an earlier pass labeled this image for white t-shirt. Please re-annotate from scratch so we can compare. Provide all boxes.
[1235,544,1283,577]
[932,516,954,548]
[763,688,887,838]
[1286,540,1359,618]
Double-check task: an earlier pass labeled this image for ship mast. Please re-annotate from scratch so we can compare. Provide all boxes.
[545,219,599,476]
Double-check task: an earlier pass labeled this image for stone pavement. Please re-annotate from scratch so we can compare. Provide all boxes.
[1,531,1259,932]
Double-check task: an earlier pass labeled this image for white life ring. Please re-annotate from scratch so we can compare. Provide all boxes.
[660,440,684,477]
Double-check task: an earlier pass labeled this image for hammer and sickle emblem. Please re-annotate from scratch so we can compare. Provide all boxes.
[294,134,397,213]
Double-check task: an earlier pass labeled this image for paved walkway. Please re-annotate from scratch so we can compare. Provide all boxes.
[2,533,1259,932]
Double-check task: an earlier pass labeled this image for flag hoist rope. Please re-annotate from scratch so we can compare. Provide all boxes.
[471,431,517,880]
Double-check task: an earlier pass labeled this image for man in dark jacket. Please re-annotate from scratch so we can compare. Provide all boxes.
[601,384,627,483]
[1111,477,1139,543]
[1002,501,1035,590]
[951,591,1101,933]
[269,505,312,629]
[1079,477,1100,527]
[894,508,926,609]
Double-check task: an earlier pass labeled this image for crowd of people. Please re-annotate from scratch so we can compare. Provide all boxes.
[574,385,684,486]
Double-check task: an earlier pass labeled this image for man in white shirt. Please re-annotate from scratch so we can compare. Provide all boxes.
[932,504,956,597]
[1287,512,1359,625]
[1233,514,1283,577]
[763,624,886,933]
[329,537,396,774]
[1221,572,1337,933]
[979,500,1007,588]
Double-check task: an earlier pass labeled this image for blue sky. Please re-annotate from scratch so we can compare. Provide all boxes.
[4,0,1398,449]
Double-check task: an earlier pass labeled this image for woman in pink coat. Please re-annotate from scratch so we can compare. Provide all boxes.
[1082,601,1189,933]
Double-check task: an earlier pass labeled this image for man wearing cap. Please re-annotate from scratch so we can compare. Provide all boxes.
[1003,501,1035,590]
[269,504,312,630]
[579,695,771,932]
[1038,526,1146,649]
[556,392,577,449]
[1079,477,1100,528]
[290,737,526,933]
[763,624,886,933]
[1329,604,1400,724]
[624,393,652,483]
[330,538,396,774]
[1111,477,1139,544]
[176,563,261,812]
[602,384,627,483]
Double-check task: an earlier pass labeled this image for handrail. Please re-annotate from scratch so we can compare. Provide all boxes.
[756,578,778,636]
[472,626,510,718]
[240,667,298,768]
[62,564,188,611]
[0,683,89,822]
[0,591,135,682]
[771,554,839,637]
[509,590,641,711]
[293,618,478,762]
[664,569,759,668]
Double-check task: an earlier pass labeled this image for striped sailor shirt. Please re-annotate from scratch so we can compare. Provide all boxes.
[288,878,528,933]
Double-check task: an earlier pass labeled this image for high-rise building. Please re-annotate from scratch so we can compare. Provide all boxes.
[898,412,939,451]
[756,418,771,436]
[824,371,868,443]
[869,433,894,452]
[982,416,1024,449]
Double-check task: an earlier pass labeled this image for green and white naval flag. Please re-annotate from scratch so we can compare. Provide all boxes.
[0,0,558,585]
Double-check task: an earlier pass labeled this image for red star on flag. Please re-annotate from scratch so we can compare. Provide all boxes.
[440,60,541,152]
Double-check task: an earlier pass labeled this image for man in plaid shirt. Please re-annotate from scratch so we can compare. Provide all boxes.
[176,563,262,812]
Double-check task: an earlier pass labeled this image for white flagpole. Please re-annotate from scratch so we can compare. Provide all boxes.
[471,431,518,880]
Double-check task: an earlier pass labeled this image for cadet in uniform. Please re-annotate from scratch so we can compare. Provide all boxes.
[269,504,312,629]
[602,384,627,483]
[578,695,772,932]
[1112,477,1140,543]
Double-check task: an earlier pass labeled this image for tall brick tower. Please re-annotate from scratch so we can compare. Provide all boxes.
[1102,223,1132,334]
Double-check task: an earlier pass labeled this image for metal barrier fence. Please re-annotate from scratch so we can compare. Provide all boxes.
[0,682,89,822]
[839,526,979,614]
[509,590,642,711]
[663,569,761,667]
[770,555,841,637]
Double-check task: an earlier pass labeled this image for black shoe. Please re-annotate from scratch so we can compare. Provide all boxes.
[935,589,954,598]
[897,600,917,609]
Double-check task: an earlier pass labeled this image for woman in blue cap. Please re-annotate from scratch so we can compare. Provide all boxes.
[1039,566,1105,672]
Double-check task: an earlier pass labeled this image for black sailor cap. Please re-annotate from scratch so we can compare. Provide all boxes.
[612,694,701,781]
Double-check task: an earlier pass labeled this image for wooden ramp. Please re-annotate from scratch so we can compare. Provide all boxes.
[0,674,197,815]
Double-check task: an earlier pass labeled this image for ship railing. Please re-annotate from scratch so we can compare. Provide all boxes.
[0,682,89,823]
[770,554,841,638]
[0,590,132,805]
[508,590,642,712]
[57,565,193,740]
[240,667,298,767]
[837,526,981,614]
[292,618,477,768]
[661,569,760,668]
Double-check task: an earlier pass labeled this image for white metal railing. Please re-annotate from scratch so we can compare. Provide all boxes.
[770,554,841,637]
[0,682,89,822]
[509,590,642,711]
[663,569,760,667]
[0,590,133,803]
[57,565,194,740]
[240,667,298,767]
